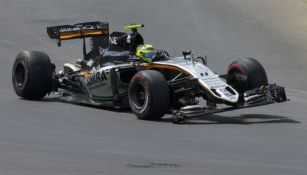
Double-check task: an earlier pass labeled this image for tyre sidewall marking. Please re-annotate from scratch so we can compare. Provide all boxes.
[129,72,152,119]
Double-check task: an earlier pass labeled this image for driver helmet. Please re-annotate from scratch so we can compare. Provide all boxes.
[135,44,157,63]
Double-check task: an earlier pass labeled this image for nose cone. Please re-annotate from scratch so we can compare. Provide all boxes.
[216,87,239,104]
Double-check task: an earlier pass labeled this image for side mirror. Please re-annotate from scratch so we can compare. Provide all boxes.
[182,50,192,59]
[198,56,207,65]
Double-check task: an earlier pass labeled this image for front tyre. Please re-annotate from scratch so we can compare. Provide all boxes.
[227,58,268,93]
[12,51,52,99]
[128,70,169,120]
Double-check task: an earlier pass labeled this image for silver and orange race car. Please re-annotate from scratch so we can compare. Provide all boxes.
[12,21,287,123]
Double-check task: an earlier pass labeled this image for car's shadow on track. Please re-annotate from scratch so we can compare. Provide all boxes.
[24,98,300,125]
[159,114,301,125]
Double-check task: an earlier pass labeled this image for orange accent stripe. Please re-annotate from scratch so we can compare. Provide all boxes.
[141,63,191,75]
[59,30,104,39]
[82,71,91,78]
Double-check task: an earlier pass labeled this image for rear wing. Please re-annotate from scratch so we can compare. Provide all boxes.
[47,21,109,46]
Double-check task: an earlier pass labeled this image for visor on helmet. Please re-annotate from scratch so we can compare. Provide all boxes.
[143,52,156,59]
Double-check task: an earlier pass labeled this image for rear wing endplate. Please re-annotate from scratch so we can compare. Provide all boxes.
[47,21,109,46]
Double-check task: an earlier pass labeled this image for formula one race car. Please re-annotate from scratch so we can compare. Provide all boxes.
[12,21,287,123]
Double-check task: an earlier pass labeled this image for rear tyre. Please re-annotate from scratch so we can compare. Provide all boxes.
[12,51,52,99]
[227,58,268,93]
[128,70,169,120]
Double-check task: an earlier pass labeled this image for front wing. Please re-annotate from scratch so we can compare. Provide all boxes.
[172,84,287,123]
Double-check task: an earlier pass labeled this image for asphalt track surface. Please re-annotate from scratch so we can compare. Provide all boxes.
[1,0,307,175]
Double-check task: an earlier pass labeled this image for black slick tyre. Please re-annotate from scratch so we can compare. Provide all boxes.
[12,51,52,99]
[128,70,169,120]
[227,58,268,93]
